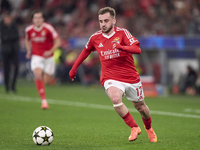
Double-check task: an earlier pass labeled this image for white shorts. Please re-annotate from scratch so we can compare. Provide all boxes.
[104,79,145,102]
[31,55,55,75]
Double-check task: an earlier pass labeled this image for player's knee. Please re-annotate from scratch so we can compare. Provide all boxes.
[136,105,146,113]
[33,69,43,79]
[44,79,51,85]
[111,96,122,105]
[34,75,42,80]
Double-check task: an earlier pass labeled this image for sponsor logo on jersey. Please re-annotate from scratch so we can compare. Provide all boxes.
[100,49,121,56]
[32,37,46,43]
[101,49,121,60]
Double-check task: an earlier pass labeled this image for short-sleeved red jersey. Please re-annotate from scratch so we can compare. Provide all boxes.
[25,22,59,57]
[85,27,141,85]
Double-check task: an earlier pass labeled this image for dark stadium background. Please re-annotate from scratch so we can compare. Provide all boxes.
[1,0,200,96]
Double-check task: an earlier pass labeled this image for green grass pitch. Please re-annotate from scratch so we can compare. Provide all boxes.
[0,80,200,150]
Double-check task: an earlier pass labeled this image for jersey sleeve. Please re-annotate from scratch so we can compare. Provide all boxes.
[45,23,59,40]
[122,29,140,47]
[25,27,30,39]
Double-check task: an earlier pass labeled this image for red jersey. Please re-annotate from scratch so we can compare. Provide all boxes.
[85,27,141,85]
[25,22,59,57]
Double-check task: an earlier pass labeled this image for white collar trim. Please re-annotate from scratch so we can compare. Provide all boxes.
[34,24,44,31]
[102,31,115,39]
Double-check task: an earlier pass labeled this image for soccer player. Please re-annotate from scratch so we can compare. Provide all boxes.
[25,10,61,109]
[69,7,157,142]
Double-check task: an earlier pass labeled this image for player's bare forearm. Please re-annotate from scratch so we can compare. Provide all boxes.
[25,38,31,59]
[43,37,61,57]
[51,37,61,53]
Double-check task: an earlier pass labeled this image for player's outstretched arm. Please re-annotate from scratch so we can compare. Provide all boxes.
[69,48,91,81]
[114,42,141,54]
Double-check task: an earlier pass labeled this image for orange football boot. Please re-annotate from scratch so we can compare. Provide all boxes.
[145,127,157,142]
[129,127,141,141]
[41,102,49,109]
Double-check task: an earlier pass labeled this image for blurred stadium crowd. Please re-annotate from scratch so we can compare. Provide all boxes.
[1,0,200,95]
[1,0,200,39]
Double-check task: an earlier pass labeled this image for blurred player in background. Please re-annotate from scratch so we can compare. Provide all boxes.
[25,10,61,109]
[0,12,19,93]
[69,7,157,142]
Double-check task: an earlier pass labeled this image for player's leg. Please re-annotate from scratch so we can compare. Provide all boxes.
[128,80,157,142]
[125,81,157,142]
[104,80,140,141]
[31,55,49,109]
[132,100,157,142]
[106,86,127,116]
[11,52,19,93]
[43,56,56,85]
[33,68,49,109]
[106,86,141,141]
[43,73,53,85]
[132,100,150,119]
[2,53,10,92]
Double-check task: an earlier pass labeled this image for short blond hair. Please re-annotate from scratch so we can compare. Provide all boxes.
[98,7,116,18]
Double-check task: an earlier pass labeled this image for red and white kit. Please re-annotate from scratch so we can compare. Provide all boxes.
[85,27,140,85]
[25,22,59,57]
[25,22,59,74]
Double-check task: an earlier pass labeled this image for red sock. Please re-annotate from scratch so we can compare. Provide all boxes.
[35,79,46,101]
[122,112,138,128]
[142,117,152,129]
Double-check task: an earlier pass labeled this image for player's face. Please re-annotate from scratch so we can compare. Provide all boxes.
[99,12,116,35]
[4,15,12,26]
[32,13,44,28]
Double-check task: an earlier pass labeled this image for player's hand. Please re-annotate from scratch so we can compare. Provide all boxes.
[69,69,77,81]
[43,51,53,57]
[26,52,31,59]
[112,41,123,50]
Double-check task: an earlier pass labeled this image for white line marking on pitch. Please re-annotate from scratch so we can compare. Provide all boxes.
[184,108,200,114]
[1,94,200,119]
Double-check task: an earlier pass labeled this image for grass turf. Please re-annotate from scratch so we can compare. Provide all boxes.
[0,80,200,150]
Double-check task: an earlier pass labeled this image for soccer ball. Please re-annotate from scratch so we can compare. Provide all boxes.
[32,126,54,146]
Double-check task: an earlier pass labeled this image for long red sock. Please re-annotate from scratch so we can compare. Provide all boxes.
[142,117,152,129]
[122,112,138,128]
[35,79,46,101]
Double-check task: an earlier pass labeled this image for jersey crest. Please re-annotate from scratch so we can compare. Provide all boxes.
[113,37,120,43]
